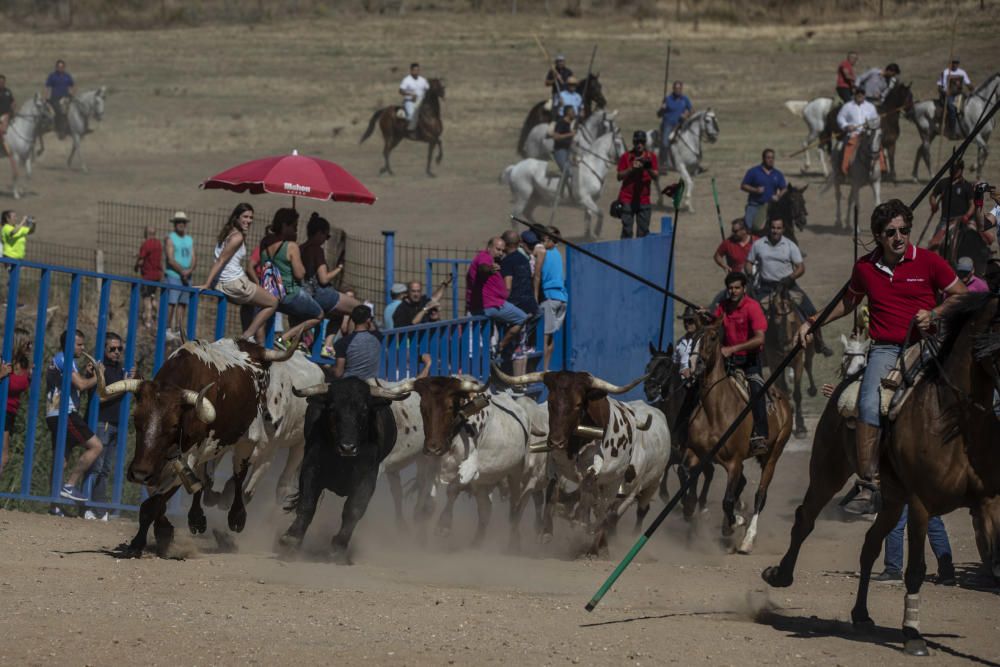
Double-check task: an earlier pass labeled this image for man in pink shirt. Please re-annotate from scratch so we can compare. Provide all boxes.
[955,256,989,292]
[467,236,527,358]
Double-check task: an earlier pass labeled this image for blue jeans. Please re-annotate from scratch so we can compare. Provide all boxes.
[553,148,570,173]
[483,301,527,327]
[884,504,952,573]
[744,202,762,231]
[90,423,118,504]
[859,344,901,427]
[278,288,323,323]
[309,285,341,315]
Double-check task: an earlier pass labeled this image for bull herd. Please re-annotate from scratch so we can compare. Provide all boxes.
[90,334,769,563]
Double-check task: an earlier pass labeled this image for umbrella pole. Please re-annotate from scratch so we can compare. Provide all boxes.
[292,195,297,210]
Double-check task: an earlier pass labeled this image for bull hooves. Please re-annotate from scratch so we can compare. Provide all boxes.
[228,509,247,533]
[330,548,352,565]
[904,639,929,656]
[761,566,793,588]
[276,533,302,555]
[188,515,207,535]
[115,542,144,559]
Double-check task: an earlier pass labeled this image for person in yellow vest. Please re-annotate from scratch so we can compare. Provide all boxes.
[1,210,36,261]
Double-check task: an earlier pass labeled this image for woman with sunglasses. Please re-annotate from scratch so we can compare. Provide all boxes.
[795,199,966,515]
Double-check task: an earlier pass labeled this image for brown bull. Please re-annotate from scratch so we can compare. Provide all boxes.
[92,337,295,558]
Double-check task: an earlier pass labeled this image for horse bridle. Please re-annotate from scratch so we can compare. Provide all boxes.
[72,94,102,120]
[673,112,715,160]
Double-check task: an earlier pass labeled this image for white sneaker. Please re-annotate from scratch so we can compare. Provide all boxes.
[100,512,110,522]
[165,328,180,341]
[83,510,98,520]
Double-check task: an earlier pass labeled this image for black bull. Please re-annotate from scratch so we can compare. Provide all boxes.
[278,378,406,563]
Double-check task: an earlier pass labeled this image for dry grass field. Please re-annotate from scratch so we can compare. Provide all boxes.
[0,9,998,665]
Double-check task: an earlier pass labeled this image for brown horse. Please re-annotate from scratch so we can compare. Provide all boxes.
[686,322,793,554]
[765,293,1000,656]
[878,81,913,182]
[761,284,817,437]
[359,78,445,177]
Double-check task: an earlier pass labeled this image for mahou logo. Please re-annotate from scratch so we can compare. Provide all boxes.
[284,182,311,194]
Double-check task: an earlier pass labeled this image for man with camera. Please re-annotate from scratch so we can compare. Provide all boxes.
[615,130,658,239]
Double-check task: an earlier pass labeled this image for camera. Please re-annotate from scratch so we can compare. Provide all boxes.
[640,157,652,169]
[974,181,994,197]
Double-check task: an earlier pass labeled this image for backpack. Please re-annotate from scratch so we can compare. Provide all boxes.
[260,242,287,300]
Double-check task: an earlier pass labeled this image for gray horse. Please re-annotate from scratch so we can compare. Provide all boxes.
[907,73,997,180]
[829,126,882,227]
[656,109,719,212]
[785,97,834,177]
[37,87,106,172]
[4,93,52,199]
[521,109,618,161]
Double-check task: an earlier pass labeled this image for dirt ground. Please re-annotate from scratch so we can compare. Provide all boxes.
[1,11,998,666]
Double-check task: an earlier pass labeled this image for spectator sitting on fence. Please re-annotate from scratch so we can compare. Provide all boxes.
[1,210,36,263]
[467,236,527,360]
[1,328,32,477]
[44,329,103,507]
[328,305,383,381]
[164,211,196,340]
[198,203,278,343]
[501,230,539,374]
[382,282,407,329]
[83,332,134,521]
[300,211,349,316]
[539,227,568,371]
[393,278,452,328]
[134,225,163,330]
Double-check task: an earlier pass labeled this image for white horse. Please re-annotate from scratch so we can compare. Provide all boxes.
[829,126,882,226]
[908,73,997,180]
[38,87,106,172]
[3,93,52,199]
[657,108,719,212]
[521,109,618,161]
[785,97,835,177]
[501,124,625,239]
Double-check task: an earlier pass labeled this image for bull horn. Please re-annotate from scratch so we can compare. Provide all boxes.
[491,363,546,387]
[181,383,217,424]
[458,378,488,394]
[636,414,653,431]
[293,383,329,398]
[82,352,142,399]
[588,372,650,395]
[261,332,301,362]
[369,378,416,399]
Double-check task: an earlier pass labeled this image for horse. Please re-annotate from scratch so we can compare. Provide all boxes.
[520,108,617,161]
[655,109,719,213]
[643,341,715,508]
[2,93,52,199]
[768,293,1000,656]
[359,78,445,177]
[501,123,625,240]
[907,73,998,181]
[760,284,817,438]
[685,321,793,553]
[766,184,809,245]
[878,81,913,182]
[829,126,882,227]
[516,73,605,157]
[36,87,106,172]
[785,97,836,177]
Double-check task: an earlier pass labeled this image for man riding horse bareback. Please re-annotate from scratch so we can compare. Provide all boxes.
[938,58,974,140]
[796,199,966,515]
[836,87,881,176]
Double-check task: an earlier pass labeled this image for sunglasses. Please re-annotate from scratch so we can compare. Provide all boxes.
[107,346,122,352]
[883,227,911,238]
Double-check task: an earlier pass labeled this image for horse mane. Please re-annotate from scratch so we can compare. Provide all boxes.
[681,110,706,130]
[972,72,1000,98]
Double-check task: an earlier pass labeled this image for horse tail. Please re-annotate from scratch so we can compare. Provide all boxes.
[784,100,808,118]
[359,108,383,144]
[517,103,543,158]
[500,164,514,186]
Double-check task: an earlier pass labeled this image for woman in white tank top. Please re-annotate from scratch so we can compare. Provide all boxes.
[198,203,278,343]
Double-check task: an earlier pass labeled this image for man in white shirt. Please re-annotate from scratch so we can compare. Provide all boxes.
[558,77,583,118]
[938,57,973,135]
[836,87,880,174]
[398,62,430,131]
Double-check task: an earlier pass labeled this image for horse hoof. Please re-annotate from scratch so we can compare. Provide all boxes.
[721,523,734,537]
[734,515,746,528]
[761,565,793,588]
[435,525,451,538]
[851,612,875,629]
[807,386,818,397]
[794,427,808,438]
[904,638,929,656]
[737,545,753,555]
[426,172,436,178]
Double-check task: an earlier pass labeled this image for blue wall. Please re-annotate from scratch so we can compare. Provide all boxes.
[566,216,674,402]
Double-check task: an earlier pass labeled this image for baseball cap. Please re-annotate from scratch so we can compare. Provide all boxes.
[633,130,647,144]
[956,256,974,274]
[520,229,540,247]
[555,54,565,61]
[390,282,407,296]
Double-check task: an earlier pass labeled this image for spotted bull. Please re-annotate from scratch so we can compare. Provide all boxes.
[90,337,296,558]
[493,366,671,555]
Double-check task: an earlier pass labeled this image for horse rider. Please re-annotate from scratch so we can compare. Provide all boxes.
[929,158,975,234]
[545,54,572,114]
[657,80,693,172]
[44,59,75,139]
[0,75,14,140]
[938,57,973,138]
[796,199,965,515]
[710,271,770,456]
[615,130,658,239]
[740,148,786,234]
[836,87,880,175]
[835,51,859,103]
[398,62,430,132]
[550,104,575,177]
[670,305,702,446]
[855,62,900,106]
[559,77,583,119]
[747,218,833,356]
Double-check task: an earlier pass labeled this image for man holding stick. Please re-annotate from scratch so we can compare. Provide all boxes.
[657,81,693,172]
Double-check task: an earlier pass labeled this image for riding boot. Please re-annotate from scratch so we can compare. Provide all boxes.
[844,421,881,515]
[748,376,770,457]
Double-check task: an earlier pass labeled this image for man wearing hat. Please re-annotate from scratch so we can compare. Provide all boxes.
[164,211,196,339]
[938,58,973,137]
[616,130,659,239]
[544,54,573,113]
[558,77,583,118]
[956,256,989,293]
[383,283,407,329]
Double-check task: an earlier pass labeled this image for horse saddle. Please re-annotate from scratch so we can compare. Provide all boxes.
[836,340,927,425]
[727,367,777,411]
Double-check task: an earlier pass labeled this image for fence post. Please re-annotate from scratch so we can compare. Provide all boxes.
[382,230,395,307]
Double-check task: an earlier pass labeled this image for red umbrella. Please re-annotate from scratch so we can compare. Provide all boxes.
[200,150,376,205]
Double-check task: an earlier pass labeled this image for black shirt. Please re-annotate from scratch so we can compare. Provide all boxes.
[0,88,13,116]
[553,119,573,151]
[96,363,126,425]
[393,296,431,327]
[546,66,573,95]
[500,250,538,315]
[932,178,974,222]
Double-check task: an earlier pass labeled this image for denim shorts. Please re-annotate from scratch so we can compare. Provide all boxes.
[483,301,527,326]
[278,288,323,322]
[308,285,341,315]
[859,344,901,427]
[165,274,190,306]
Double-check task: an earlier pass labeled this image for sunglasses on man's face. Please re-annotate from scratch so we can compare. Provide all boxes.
[883,227,911,239]
[107,346,122,352]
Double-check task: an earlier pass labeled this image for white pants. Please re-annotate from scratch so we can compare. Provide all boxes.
[404,95,423,130]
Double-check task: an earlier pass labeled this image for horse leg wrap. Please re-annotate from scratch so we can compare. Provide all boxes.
[902,593,920,632]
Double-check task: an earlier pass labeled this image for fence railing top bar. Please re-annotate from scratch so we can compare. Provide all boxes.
[385,315,486,335]
[0,257,226,297]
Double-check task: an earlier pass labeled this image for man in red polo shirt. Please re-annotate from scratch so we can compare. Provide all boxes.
[616,130,658,239]
[796,198,965,513]
[712,271,770,456]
